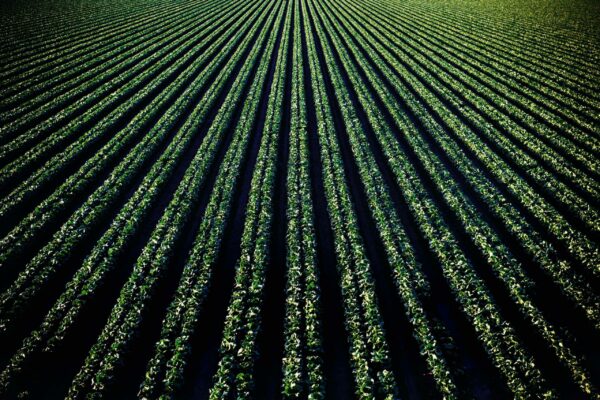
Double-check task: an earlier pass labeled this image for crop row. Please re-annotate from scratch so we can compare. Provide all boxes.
[401,0,600,94]
[0,0,233,166]
[315,0,597,393]
[352,3,600,245]
[348,0,600,279]
[0,0,597,398]
[325,0,600,322]
[0,0,261,274]
[281,2,324,397]
[358,0,600,151]
[0,0,228,129]
[64,1,283,397]
[0,0,269,335]
[308,0,564,396]
[0,1,277,394]
[209,3,292,396]
[0,0,242,179]
[382,1,600,118]
[305,0,461,397]
[0,0,185,84]
[301,0,400,397]
[0,0,166,60]
[358,2,600,190]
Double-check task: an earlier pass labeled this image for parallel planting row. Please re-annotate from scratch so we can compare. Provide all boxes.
[0,0,598,398]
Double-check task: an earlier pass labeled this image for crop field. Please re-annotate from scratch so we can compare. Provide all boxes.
[0,0,599,398]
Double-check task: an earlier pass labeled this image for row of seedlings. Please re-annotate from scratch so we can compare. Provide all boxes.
[0,0,271,331]
[327,0,600,326]
[317,0,596,394]
[0,0,184,85]
[348,0,600,278]
[387,0,600,112]
[356,0,600,188]
[0,0,212,106]
[356,0,600,222]
[457,1,600,79]
[305,0,460,397]
[0,0,242,174]
[0,0,277,394]
[300,0,398,396]
[136,1,289,397]
[281,2,324,397]
[65,1,285,397]
[209,2,292,396]
[312,0,555,396]
[360,0,600,155]
[0,0,263,272]
[403,0,600,98]
[0,0,229,131]
[352,0,600,266]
